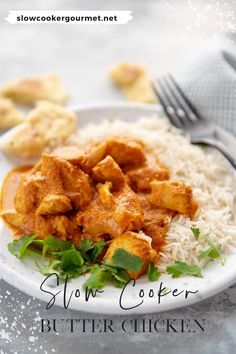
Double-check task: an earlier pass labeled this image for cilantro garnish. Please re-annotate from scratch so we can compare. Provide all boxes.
[83,249,143,290]
[80,238,106,262]
[191,226,200,240]
[199,236,225,264]
[167,261,203,278]
[147,263,161,282]
[83,263,131,290]
[8,235,105,281]
[110,248,143,272]
[36,259,62,277]
[9,233,218,290]
[7,235,138,289]
[8,234,38,259]
[82,265,110,290]
[55,248,84,270]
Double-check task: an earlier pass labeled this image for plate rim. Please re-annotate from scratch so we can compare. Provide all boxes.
[0,101,236,315]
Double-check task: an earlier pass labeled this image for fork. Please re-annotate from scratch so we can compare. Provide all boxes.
[153,74,236,169]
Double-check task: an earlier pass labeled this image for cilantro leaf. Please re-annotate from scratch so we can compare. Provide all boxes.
[8,235,86,279]
[8,235,107,283]
[110,269,131,286]
[59,249,84,271]
[36,259,62,276]
[34,237,74,255]
[80,238,94,253]
[36,258,89,279]
[191,226,200,240]
[147,263,161,282]
[34,236,61,256]
[199,237,225,264]
[90,240,106,260]
[110,249,143,272]
[80,238,106,262]
[59,264,90,279]
[83,265,109,290]
[83,262,131,290]
[8,235,38,259]
[102,262,131,285]
[7,235,158,290]
[167,261,203,278]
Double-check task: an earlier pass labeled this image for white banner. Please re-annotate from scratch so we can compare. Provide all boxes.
[5,10,133,25]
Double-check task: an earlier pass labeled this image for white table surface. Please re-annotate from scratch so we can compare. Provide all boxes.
[0,0,236,353]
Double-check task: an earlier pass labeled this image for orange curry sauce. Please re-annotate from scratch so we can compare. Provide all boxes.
[0,138,198,279]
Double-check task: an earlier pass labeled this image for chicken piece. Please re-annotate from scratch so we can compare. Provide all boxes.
[112,184,144,232]
[104,231,157,279]
[139,193,174,252]
[14,154,93,215]
[82,142,108,171]
[0,74,69,105]
[52,138,146,173]
[97,182,113,208]
[1,209,80,240]
[126,148,170,191]
[77,184,143,239]
[52,215,79,240]
[40,154,65,195]
[51,145,87,165]
[77,201,122,239]
[0,97,24,130]
[14,171,46,214]
[14,153,65,214]
[3,101,76,158]
[39,154,93,210]
[106,138,146,167]
[35,194,72,215]
[54,155,93,209]
[148,180,198,218]
[51,143,107,173]
[92,155,125,188]
[72,138,146,169]
[0,209,54,239]
[110,62,157,103]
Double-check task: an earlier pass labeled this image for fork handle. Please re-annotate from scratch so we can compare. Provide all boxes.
[198,138,236,169]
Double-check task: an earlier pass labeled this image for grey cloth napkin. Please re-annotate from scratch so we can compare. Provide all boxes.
[174,47,236,136]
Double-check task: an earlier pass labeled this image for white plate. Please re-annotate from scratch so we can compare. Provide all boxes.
[0,102,236,315]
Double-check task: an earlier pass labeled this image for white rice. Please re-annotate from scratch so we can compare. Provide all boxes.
[73,116,236,269]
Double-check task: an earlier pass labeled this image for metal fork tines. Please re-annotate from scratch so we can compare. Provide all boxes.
[153,74,236,169]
